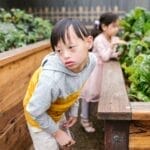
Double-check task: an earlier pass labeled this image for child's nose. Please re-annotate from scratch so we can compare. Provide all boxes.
[63,50,70,58]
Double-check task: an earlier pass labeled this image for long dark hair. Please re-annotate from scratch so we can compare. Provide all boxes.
[91,12,118,39]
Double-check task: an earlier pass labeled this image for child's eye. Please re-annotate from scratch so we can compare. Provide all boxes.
[68,45,76,49]
[68,46,73,49]
[56,49,62,53]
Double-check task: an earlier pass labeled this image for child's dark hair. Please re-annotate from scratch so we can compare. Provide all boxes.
[91,12,118,39]
[51,18,90,51]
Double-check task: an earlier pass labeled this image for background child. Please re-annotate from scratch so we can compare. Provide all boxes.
[80,12,126,133]
[23,18,97,150]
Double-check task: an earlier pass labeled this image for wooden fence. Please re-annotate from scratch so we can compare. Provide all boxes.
[27,6,125,29]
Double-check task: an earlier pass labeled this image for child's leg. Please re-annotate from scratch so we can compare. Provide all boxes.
[80,99,89,119]
[80,99,95,133]
[27,124,59,150]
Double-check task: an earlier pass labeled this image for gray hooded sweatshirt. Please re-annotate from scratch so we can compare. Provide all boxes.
[25,52,96,134]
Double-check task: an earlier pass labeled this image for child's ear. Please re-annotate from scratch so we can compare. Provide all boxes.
[101,24,107,31]
[86,36,93,50]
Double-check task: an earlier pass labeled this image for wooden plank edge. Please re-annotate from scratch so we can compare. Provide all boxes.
[97,112,132,120]
[131,102,150,120]
[0,40,51,67]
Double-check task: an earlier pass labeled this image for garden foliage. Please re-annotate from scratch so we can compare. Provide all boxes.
[118,7,150,101]
[0,8,53,52]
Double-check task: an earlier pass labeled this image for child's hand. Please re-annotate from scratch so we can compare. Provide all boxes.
[63,116,77,128]
[113,40,127,45]
[53,129,75,147]
[111,39,127,49]
[111,51,121,59]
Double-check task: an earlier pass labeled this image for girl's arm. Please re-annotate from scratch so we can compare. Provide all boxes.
[93,41,114,61]
[94,37,127,61]
[110,37,127,58]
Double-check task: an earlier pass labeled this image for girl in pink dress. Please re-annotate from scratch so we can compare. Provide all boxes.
[80,12,126,133]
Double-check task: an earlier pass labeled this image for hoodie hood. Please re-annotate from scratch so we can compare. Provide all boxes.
[42,52,96,77]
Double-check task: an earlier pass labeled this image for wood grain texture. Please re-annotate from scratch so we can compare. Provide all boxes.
[104,120,129,150]
[0,102,23,135]
[0,114,32,150]
[97,61,131,120]
[131,102,150,120]
[129,121,150,150]
[0,40,51,149]
[0,48,50,112]
[0,40,50,67]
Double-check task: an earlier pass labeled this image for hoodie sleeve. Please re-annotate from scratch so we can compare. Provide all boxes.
[26,70,59,134]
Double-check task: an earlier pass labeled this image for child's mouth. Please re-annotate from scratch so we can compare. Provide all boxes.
[65,61,75,67]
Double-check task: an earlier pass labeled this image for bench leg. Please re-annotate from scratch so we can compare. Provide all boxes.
[104,120,130,150]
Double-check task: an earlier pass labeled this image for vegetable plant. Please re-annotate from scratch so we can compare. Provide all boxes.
[0,8,53,52]
[118,7,150,102]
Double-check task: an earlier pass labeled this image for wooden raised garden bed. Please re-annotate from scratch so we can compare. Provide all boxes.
[0,40,51,150]
[97,60,150,150]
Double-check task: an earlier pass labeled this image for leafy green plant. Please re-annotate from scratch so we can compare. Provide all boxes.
[123,55,150,101]
[0,8,53,52]
[119,7,150,102]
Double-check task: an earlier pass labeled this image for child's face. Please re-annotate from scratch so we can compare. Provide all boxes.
[55,26,93,73]
[102,20,119,37]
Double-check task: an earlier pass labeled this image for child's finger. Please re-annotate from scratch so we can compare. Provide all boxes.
[61,139,75,149]
[66,118,77,128]
[66,139,76,147]
[67,119,76,127]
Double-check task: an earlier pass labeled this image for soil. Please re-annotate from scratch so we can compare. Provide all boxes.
[70,102,104,150]
[71,117,104,150]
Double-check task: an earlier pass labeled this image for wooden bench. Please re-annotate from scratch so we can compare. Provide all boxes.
[97,60,150,150]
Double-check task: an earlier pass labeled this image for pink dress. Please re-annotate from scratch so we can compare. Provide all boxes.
[80,33,119,102]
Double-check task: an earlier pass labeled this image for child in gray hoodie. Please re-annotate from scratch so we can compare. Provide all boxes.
[23,18,97,150]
